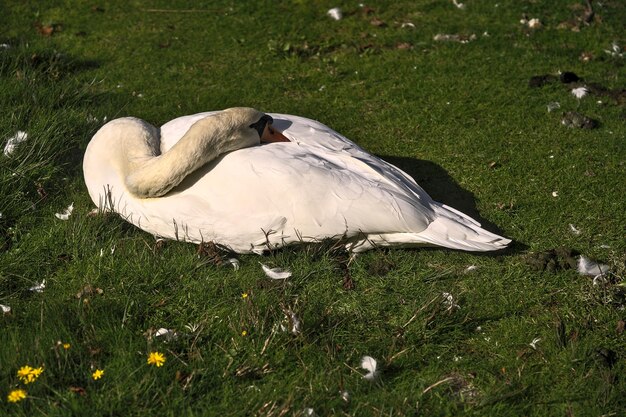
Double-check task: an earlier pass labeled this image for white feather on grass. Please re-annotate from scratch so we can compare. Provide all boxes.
[360,355,378,381]
[3,131,28,156]
[29,279,46,293]
[442,292,460,311]
[185,323,201,333]
[154,328,178,341]
[55,203,74,220]
[279,308,301,335]
[530,337,541,350]
[577,256,609,278]
[260,263,292,280]
[452,0,465,9]
[303,408,317,417]
[228,258,240,271]
[340,390,350,402]
[569,224,581,235]
[571,87,589,99]
[547,102,560,112]
[1,304,11,314]
[327,7,342,20]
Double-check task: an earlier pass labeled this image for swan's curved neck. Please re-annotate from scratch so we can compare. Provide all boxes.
[124,109,261,198]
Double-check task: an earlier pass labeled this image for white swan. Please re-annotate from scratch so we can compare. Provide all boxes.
[83,107,511,253]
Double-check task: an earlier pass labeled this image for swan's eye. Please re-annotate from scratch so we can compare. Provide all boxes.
[249,114,273,138]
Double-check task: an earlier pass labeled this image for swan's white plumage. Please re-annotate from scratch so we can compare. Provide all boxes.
[83,110,511,253]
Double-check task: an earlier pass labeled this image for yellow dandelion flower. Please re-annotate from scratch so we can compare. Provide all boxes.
[92,369,104,380]
[241,330,248,336]
[7,389,27,403]
[17,366,33,383]
[63,343,71,350]
[17,365,43,384]
[147,351,166,367]
[241,292,248,299]
[31,367,44,378]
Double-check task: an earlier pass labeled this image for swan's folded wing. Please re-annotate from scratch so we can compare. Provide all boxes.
[272,113,432,204]
[159,143,433,245]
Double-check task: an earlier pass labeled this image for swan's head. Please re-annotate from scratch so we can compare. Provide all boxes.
[248,114,290,144]
[222,107,289,145]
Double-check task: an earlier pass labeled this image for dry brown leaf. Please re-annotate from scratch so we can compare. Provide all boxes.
[69,386,87,396]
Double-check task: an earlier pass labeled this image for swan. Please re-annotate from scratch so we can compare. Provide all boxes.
[83,107,511,253]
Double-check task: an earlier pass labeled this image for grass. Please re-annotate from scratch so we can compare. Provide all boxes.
[1,0,625,415]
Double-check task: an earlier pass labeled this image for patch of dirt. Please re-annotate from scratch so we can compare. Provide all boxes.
[525,247,579,272]
[367,255,395,276]
[561,111,599,129]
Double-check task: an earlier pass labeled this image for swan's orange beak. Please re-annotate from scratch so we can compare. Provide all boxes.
[261,124,290,143]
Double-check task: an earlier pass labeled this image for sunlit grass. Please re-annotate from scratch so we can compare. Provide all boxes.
[1,1,625,416]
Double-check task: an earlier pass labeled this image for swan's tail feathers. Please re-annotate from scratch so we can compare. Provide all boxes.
[414,203,511,252]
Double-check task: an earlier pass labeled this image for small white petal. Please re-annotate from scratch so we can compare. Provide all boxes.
[228,258,240,271]
[571,87,589,99]
[401,22,415,28]
[29,279,46,293]
[552,191,558,197]
[260,263,292,280]
[465,265,478,272]
[55,202,74,220]
[360,355,378,381]
[577,256,609,277]
[327,7,342,20]
[3,131,28,156]
[528,18,542,28]
[1,304,11,314]
[99,248,104,257]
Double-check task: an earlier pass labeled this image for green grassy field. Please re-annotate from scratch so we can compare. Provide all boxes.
[1,1,625,415]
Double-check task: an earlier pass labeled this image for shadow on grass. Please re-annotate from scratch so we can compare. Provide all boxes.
[379,155,526,255]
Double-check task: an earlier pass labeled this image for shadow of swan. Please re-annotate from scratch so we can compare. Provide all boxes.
[379,155,522,253]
